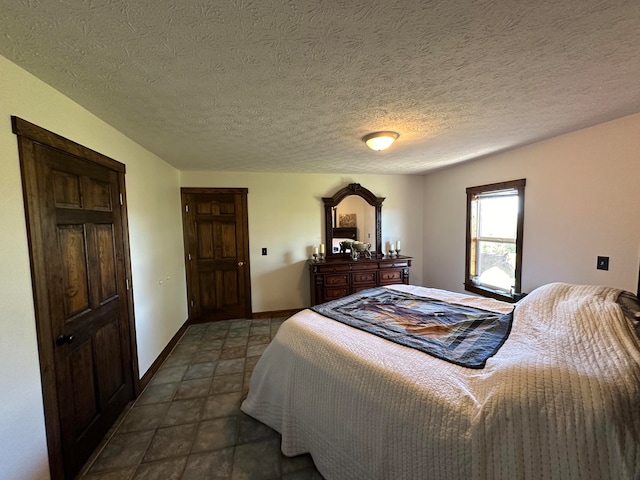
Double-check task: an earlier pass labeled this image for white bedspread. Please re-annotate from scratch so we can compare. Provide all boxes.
[241,283,640,479]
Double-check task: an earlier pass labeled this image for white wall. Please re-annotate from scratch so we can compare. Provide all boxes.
[423,112,640,296]
[0,55,187,480]
[180,172,424,312]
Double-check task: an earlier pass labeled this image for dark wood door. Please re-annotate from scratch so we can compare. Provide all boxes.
[14,117,137,480]
[181,188,252,321]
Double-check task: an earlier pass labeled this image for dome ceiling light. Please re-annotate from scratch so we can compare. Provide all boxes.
[362,131,400,151]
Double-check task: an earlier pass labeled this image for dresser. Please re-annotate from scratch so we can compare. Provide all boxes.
[309,255,413,306]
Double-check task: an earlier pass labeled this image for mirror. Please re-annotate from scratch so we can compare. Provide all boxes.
[323,183,384,257]
[330,197,374,253]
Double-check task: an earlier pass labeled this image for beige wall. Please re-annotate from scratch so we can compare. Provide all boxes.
[180,172,425,312]
[423,112,640,295]
[125,158,189,375]
[0,55,187,480]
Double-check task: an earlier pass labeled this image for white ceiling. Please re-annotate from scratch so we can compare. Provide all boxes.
[1,0,639,174]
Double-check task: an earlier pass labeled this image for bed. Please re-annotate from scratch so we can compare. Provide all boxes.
[241,283,640,480]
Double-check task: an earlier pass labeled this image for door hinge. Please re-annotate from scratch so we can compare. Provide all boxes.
[125,278,130,290]
[188,253,192,261]
[190,300,194,307]
[185,204,189,213]
[119,193,124,205]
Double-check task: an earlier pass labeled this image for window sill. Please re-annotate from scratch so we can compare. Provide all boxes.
[464,283,517,303]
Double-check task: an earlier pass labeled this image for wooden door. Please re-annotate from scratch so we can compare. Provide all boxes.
[181,188,252,321]
[13,117,138,480]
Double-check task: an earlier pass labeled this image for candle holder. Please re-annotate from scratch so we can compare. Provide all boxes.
[388,249,396,258]
[319,253,325,261]
[312,253,318,262]
[395,249,401,257]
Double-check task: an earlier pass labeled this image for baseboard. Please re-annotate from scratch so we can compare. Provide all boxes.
[251,308,303,319]
[139,317,190,391]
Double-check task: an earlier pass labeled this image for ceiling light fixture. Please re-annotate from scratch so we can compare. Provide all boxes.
[362,131,400,151]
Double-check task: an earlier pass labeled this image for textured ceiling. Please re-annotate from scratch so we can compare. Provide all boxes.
[1,1,640,174]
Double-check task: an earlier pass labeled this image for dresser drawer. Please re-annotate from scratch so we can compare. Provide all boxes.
[379,269,403,284]
[315,263,351,273]
[379,260,410,269]
[325,287,349,300]
[352,271,376,284]
[350,262,378,271]
[325,274,348,286]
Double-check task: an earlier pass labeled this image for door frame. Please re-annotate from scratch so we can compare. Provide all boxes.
[181,187,252,321]
[12,116,140,480]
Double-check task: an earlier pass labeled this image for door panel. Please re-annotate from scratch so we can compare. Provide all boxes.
[198,271,216,308]
[223,270,239,305]
[82,176,112,211]
[197,222,215,258]
[94,320,125,402]
[58,225,91,317]
[95,224,118,302]
[68,339,98,430]
[182,189,251,321]
[221,223,237,257]
[14,115,137,480]
[52,169,82,208]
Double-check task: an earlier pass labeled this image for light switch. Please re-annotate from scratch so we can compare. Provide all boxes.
[596,256,609,271]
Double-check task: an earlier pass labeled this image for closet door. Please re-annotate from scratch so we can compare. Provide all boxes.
[181,188,252,321]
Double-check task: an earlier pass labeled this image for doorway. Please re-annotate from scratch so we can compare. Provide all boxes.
[13,117,138,480]
[181,188,252,321]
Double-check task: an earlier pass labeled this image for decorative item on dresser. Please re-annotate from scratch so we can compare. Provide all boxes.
[310,255,412,306]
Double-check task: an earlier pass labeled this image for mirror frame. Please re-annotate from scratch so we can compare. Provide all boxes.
[323,183,385,257]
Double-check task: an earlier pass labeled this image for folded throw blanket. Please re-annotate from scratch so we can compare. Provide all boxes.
[311,287,513,368]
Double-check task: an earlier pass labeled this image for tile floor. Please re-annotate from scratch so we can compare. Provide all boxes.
[78,318,324,480]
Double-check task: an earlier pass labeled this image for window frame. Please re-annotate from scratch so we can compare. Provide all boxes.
[464,179,526,303]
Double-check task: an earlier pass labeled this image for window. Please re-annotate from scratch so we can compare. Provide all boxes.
[465,179,525,302]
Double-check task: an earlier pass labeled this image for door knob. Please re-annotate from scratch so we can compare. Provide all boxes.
[56,334,75,346]
[237,261,245,266]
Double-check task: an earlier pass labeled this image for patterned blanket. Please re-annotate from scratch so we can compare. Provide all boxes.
[311,287,513,368]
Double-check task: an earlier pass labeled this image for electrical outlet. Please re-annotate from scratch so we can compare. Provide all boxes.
[596,256,609,271]
[262,247,267,256]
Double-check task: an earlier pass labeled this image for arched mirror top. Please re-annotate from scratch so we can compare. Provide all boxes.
[322,183,385,208]
[323,183,384,257]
